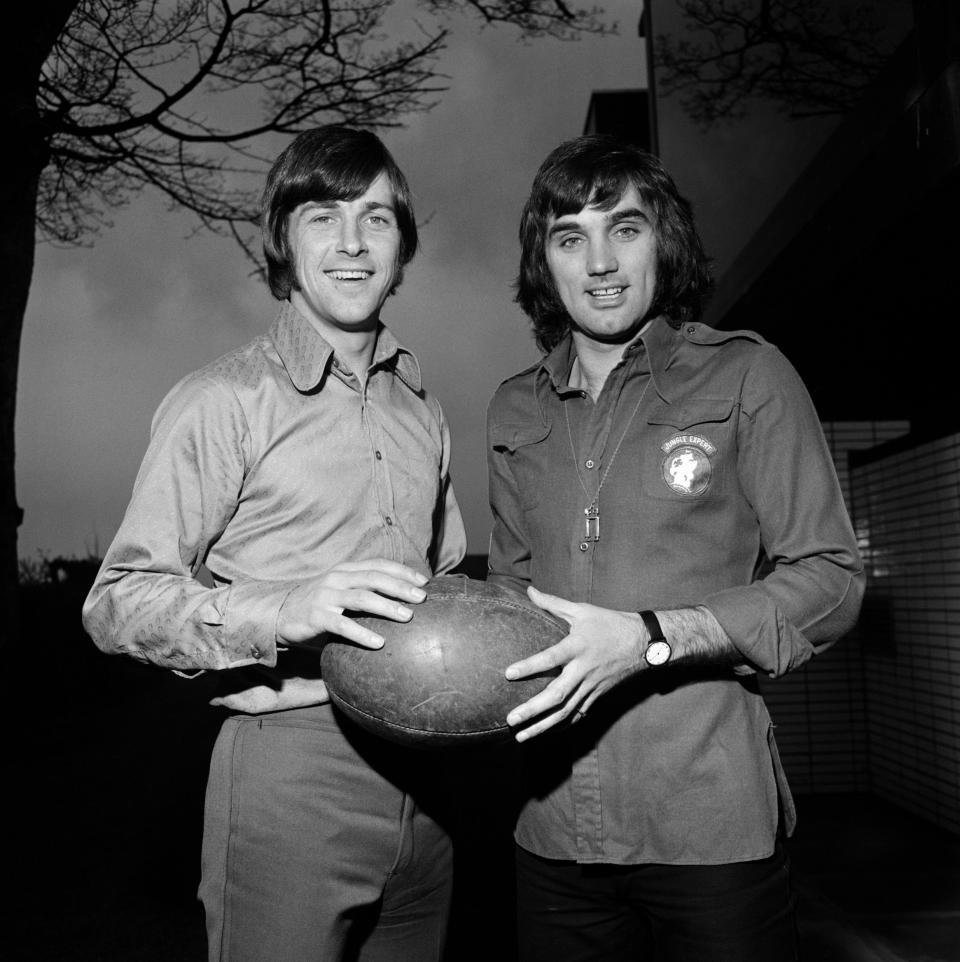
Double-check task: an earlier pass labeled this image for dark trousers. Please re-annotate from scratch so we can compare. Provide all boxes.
[516,842,798,962]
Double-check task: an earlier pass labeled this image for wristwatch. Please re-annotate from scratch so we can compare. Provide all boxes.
[639,610,672,667]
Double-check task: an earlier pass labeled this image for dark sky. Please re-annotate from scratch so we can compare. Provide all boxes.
[16,0,843,562]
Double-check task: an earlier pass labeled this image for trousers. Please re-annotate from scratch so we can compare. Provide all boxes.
[516,840,798,962]
[199,705,453,962]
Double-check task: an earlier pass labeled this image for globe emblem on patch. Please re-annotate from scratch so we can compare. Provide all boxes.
[662,445,712,496]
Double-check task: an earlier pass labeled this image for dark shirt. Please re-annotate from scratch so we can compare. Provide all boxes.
[486,318,863,864]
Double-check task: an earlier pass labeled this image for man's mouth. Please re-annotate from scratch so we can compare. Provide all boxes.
[326,269,372,281]
[587,286,624,299]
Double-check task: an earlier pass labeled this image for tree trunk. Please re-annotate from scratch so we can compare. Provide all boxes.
[0,144,43,648]
[1,4,82,646]
[0,188,40,648]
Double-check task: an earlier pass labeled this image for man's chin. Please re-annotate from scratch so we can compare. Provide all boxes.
[574,316,652,345]
[289,287,392,334]
[333,313,381,332]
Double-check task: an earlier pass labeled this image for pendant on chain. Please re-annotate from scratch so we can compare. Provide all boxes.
[584,503,600,542]
[566,374,651,551]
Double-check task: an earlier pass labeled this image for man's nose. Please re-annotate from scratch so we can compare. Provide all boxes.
[337,219,366,256]
[587,238,617,275]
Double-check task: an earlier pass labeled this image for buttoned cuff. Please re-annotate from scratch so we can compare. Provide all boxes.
[701,585,815,678]
[221,579,300,669]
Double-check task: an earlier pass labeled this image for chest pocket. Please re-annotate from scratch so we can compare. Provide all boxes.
[490,420,552,511]
[641,397,736,502]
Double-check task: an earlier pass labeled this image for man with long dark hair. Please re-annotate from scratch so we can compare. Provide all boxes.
[486,135,863,960]
[84,126,465,961]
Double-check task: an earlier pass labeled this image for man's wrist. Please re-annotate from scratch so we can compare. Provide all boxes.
[641,606,743,671]
[638,609,672,667]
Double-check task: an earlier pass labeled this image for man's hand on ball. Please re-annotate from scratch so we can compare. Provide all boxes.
[277,559,428,650]
[504,586,645,741]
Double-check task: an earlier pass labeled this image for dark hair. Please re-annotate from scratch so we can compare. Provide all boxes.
[261,126,418,300]
[516,135,712,353]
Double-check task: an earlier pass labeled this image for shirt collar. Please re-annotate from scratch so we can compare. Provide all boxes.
[537,316,680,402]
[372,325,423,392]
[539,335,577,392]
[270,300,422,394]
[636,316,680,404]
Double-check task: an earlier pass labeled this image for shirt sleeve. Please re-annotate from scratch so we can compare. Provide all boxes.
[82,375,296,672]
[485,398,534,596]
[430,397,468,575]
[702,347,865,677]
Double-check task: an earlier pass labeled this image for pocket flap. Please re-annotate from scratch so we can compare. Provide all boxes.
[490,420,552,452]
[647,397,735,430]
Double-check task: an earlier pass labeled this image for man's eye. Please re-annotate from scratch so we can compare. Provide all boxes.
[559,235,582,249]
[615,225,640,238]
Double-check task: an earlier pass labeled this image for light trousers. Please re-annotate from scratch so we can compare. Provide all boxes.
[200,705,453,962]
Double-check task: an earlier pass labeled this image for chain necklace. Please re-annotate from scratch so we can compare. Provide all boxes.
[564,375,652,544]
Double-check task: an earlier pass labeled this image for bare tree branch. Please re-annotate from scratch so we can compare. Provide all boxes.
[656,0,908,125]
[36,0,610,250]
[1,0,613,628]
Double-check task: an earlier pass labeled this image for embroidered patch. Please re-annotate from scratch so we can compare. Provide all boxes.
[661,434,717,456]
[660,435,715,496]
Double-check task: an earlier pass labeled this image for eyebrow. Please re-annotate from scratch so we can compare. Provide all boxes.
[548,206,650,236]
[298,198,396,215]
[608,206,649,224]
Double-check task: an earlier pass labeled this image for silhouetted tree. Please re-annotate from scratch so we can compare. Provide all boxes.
[656,0,909,125]
[2,0,609,635]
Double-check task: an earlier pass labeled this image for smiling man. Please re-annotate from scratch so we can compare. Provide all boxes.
[486,135,864,960]
[83,127,465,961]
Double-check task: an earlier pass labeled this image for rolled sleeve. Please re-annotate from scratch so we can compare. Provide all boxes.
[703,349,864,676]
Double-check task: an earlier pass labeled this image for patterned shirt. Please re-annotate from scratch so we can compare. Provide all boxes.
[84,301,465,689]
[486,318,863,865]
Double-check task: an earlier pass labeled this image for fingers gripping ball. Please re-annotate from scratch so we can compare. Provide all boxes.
[320,575,564,748]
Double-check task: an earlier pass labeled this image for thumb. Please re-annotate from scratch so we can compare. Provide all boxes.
[528,585,579,625]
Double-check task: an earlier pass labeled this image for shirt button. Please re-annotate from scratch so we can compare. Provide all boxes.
[579,542,589,552]
[585,459,595,469]
[687,325,696,334]
[250,645,261,659]
[385,516,393,526]
[375,450,382,460]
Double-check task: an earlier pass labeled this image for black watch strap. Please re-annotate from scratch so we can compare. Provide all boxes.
[639,610,672,667]
[638,609,665,642]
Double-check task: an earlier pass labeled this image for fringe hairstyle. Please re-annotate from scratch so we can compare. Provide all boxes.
[261,126,418,300]
[516,136,712,353]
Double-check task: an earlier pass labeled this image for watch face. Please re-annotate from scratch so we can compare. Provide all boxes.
[644,640,672,667]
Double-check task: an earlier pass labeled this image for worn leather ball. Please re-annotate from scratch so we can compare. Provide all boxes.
[320,574,565,748]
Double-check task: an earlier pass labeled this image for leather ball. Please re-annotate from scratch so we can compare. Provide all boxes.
[320,575,564,748]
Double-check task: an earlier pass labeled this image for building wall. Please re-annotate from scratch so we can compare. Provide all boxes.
[759,421,910,795]
[848,431,960,835]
